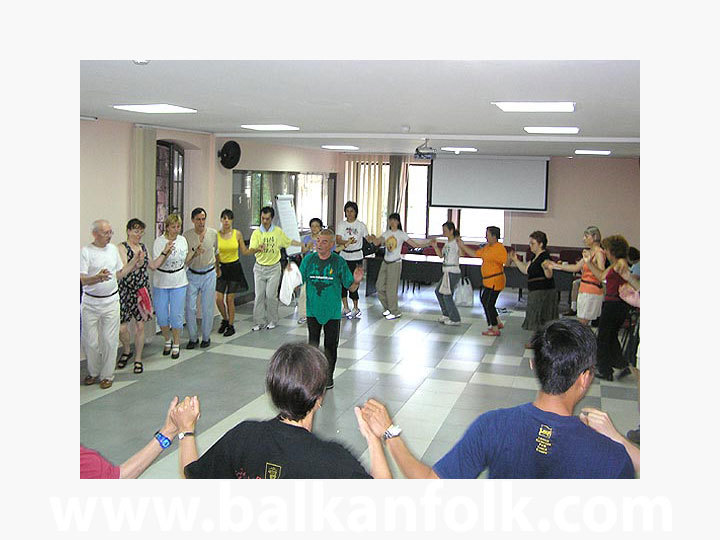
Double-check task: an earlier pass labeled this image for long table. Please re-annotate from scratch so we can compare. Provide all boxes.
[364,254,577,306]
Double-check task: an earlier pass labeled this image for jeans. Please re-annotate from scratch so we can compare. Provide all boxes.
[186,268,217,341]
[435,272,461,322]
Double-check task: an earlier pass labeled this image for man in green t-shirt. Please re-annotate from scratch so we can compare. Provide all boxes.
[299,228,363,389]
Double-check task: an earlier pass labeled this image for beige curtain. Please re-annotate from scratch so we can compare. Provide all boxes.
[130,126,157,239]
[343,154,389,234]
[387,155,409,217]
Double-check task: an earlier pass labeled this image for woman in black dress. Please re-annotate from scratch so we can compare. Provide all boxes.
[510,230,558,347]
[117,218,152,374]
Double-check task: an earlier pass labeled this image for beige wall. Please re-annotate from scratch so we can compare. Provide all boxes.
[80,119,133,245]
[506,157,640,248]
[81,122,638,250]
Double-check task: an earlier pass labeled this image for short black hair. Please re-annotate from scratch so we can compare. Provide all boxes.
[260,206,275,219]
[486,226,500,240]
[266,343,328,421]
[388,212,403,230]
[191,207,207,219]
[344,201,359,217]
[628,246,640,263]
[220,208,234,220]
[529,230,548,249]
[126,218,146,231]
[531,319,597,395]
[309,218,323,228]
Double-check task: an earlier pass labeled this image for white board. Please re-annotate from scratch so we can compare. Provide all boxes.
[430,155,549,211]
[275,194,301,255]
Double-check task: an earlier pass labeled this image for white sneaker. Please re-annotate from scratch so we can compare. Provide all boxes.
[444,320,461,326]
[350,308,362,319]
[297,317,307,324]
[342,307,351,318]
[382,309,391,316]
[385,313,402,320]
[438,315,450,323]
[251,324,264,332]
[266,322,277,330]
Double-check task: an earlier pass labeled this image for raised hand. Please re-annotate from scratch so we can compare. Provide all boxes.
[170,395,201,432]
[165,240,175,254]
[97,269,112,282]
[579,407,623,444]
[619,283,640,308]
[135,249,146,266]
[360,399,393,439]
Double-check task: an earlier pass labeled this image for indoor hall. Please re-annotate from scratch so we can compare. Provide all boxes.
[80,60,640,479]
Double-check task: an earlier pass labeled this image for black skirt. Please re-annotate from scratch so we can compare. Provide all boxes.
[216,260,249,294]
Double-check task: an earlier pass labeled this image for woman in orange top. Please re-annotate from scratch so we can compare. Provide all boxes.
[459,226,508,336]
[550,226,605,325]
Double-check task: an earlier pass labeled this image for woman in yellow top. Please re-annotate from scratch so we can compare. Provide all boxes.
[459,226,508,336]
[215,209,258,337]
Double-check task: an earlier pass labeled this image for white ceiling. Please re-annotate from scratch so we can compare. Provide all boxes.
[80,60,639,158]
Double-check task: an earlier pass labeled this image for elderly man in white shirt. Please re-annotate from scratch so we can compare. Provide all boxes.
[80,219,144,389]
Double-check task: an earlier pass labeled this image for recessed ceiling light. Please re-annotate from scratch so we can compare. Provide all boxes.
[524,126,580,134]
[240,124,299,131]
[574,149,611,156]
[441,147,478,155]
[321,145,359,151]
[113,104,196,114]
[491,101,576,113]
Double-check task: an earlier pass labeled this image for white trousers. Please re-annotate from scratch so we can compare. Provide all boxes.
[81,300,120,381]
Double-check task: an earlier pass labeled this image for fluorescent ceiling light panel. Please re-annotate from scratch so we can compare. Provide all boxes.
[240,124,299,131]
[113,104,196,114]
[574,149,611,155]
[321,145,359,150]
[491,101,575,113]
[441,147,478,154]
[524,126,579,134]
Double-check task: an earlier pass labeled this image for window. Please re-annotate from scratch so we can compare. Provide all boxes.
[155,141,184,238]
[405,164,429,234]
[232,170,335,234]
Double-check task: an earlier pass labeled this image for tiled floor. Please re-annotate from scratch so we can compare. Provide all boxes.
[80,285,639,479]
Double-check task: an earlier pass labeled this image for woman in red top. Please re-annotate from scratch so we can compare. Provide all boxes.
[583,234,631,381]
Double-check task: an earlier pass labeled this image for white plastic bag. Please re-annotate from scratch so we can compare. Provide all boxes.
[280,262,303,305]
[454,277,474,307]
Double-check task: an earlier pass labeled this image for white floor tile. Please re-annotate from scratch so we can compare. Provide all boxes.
[415,379,468,394]
[336,347,370,360]
[481,353,523,366]
[348,359,397,373]
[512,376,541,391]
[469,372,516,387]
[436,358,480,371]
[210,344,275,359]
[80,381,138,405]
[142,349,205,372]
[404,390,462,408]
[390,362,434,378]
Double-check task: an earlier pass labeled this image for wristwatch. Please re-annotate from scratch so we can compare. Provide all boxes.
[382,424,402,440]
[154,430,172,449]
[178,431,195,440]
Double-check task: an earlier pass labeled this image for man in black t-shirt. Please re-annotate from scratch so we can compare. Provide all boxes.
[170,343,391,479]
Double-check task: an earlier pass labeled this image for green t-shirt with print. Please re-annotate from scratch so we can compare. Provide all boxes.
[299,252,354,324]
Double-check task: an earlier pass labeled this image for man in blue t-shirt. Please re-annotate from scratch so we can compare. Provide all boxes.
[359,319,637,479]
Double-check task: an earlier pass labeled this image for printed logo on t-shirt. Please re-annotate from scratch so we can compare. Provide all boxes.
[535,424,553,455]
[265,462,282,479]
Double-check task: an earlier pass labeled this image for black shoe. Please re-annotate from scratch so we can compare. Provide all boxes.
[218,319,229,334]
[594,370,613,381]
[186,339,199,350]
[617,366,632,379]
[325,379,334,390]
[200,339,211,348]
[223,325,235,337]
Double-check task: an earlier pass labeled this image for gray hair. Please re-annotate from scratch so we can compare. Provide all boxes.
[583,226,602,243]
[92,219,109,233]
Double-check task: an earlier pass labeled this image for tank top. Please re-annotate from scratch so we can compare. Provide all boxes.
[442,239,461,273]
[579,262,603,295]
[217,230,240,264]
[604,267,626,302]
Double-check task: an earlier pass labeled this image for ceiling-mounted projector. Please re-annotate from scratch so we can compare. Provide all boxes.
[414,138,437,160]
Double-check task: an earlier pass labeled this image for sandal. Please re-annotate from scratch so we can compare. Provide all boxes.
[162,340,172,356]
[117,351,133,369]
[133,361,144,374]
[171,344,180,359]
